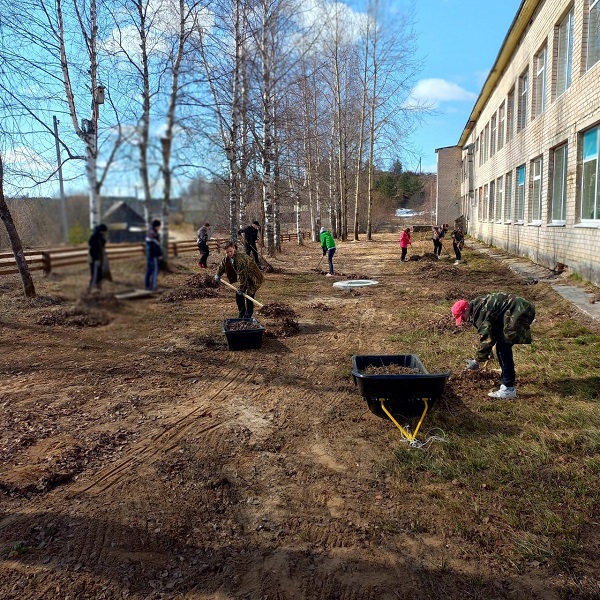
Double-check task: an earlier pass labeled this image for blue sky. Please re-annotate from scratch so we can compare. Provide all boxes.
[398,0,523,173]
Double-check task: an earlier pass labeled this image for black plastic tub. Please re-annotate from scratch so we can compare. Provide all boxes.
[352,354,451,418]
[222,318,265,350]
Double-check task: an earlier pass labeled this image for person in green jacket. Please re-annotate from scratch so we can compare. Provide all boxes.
[215,241,264,318]
[452,293,536,399]
[319,226,336,276]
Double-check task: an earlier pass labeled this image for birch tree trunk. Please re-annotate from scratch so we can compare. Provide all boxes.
[354,13,371,241]
[0,155,36,298]
[366,0,379,241]
[332,15,347,241]
[159,0,188,260]
[135,0,153,224]
[259,6,276,256]
[56,0,103,228]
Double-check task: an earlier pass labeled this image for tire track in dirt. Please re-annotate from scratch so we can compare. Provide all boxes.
[68,364,262,497]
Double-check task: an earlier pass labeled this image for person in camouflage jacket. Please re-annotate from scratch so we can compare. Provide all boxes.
[215,241,265,318]
[451,293,536,399]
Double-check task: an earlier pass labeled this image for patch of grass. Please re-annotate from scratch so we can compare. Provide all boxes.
[8,542,31,557]
[554,319,592,338]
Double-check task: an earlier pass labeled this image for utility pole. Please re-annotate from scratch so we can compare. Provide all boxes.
[53,116,69,244]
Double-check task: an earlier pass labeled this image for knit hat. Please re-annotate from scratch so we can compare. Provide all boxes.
[451,299,470,326]
[320,227,326,233]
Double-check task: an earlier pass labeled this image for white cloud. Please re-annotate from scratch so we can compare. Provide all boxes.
[410,78,477,106]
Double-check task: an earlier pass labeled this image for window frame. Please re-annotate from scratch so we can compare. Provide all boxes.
[586,0,600,70]
[556,7,574,97]
[498,102,505,150]
[530,156,543,224]
[516,164,526,223]
[580,126,600,223]
[550,144,568,225]
[505,171,513,223]
[517,70,529,132]
[484,123,490,163]
[483,183,489,221]
[533,45,547,117]
[506,88,515,142]
[495,176,504,222]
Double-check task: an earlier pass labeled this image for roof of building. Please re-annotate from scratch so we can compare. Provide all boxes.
[103,201,145,224]
[458,0,539,148]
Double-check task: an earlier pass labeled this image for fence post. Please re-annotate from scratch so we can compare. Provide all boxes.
[41,251,52,275]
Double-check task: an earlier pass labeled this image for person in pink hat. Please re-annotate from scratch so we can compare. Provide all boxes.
[451,293,536,399]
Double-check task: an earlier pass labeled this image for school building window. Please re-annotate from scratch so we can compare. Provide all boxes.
[489,180,495,221]
[556,7,574,97]
[478,187,484,220]
[516,164,526,222]
[587,0,600,70]
[533,46,546,117]
[496,176,503,221]
[518,70,528,132]
[531,156,543,223]
[498,102,505,150]
[483,183,489,220]
[581,126,600,221]
[484,123,490,163]
[490,114,497,156]
[551,144,568,223]
[505,171,513,222]
[507,88,515,142]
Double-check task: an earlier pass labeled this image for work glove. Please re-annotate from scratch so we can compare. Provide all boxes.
[214,274,221,282]
[465,359,480,370]
[322,249,327,256]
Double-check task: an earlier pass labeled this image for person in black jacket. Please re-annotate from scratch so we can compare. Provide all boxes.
[238,221,261,265]
[88,223,108,292]
[196,222,211,268]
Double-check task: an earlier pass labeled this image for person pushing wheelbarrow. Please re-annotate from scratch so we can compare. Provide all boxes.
[215,241,264,318]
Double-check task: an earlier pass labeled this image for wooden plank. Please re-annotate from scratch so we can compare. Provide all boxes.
[114,289,155,300]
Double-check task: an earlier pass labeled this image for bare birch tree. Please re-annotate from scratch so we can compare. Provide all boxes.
[1,0,123,229]
[0,153,36,297]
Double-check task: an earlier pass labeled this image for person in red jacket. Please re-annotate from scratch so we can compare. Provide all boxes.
[399,227,412,262]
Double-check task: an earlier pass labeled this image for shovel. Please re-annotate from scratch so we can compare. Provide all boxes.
[218,278,264,308]
[312,254,325,271]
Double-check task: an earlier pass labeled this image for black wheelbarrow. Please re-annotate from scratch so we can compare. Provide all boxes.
[352,354,451,443]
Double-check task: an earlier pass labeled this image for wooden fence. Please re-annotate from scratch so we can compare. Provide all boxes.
[0,232,303,277]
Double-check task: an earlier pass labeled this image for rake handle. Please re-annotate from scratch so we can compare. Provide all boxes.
[218,278,264,308]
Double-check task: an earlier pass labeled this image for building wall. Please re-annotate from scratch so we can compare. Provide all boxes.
[436,146,463,226]
[459,0,600,286]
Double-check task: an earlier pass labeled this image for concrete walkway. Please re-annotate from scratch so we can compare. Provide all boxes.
[466,240,600,323]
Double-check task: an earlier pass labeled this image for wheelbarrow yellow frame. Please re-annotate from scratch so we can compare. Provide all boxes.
[378,398,430,442]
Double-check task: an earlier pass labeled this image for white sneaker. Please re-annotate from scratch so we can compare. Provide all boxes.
[488,385,516,399]
[454,260,461,265]
[326,273,333,277]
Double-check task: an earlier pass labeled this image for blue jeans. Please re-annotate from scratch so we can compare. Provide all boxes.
[145,257,160,291]
[326,247,336,274]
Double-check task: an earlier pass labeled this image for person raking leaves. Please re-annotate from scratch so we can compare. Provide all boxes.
[319,226,336,276]
[214,241,264,318]
[452,292,536,399]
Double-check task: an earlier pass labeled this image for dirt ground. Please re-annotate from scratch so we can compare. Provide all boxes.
[0,233,598,599]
